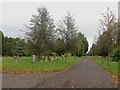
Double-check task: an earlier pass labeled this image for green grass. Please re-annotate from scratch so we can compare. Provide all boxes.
[91,56,118,76]
[2,56,81,74]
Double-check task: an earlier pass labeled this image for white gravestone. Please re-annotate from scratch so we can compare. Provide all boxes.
[41,60,43,62]
[45,57,47,62]
[51,58,53,61]
[32,55,35,62]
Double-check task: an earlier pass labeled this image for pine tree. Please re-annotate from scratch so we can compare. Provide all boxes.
[25,7,55,58]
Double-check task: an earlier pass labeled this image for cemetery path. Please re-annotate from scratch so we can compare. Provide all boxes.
[2,57,118,88]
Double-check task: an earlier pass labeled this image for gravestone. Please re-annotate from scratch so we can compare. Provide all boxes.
[45,57,47,62]
[32,55,35,62]
[51,58,53,61]
[14,56,19,62]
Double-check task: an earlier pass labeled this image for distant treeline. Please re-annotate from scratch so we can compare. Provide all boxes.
[0,31,88,57]
[0,32,30,56]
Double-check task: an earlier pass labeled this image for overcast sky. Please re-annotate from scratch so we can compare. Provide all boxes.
[1,2,118,50]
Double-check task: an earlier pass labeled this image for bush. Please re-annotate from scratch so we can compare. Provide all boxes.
[109,46,120,62]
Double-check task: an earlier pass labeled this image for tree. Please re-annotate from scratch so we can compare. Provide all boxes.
[55,38,65,56]
[109,20,120,62]
[3,36,15,56]
[77,32,88,54]
[71,32,88,57]
[90,7,117,57]
[57,12,77,51]
[0,31,4,56]
[14,38,26,57]
[74,38,84,56]
[57,12,77,63]
[25,7,56,59]
[117,19,120,45]
[109,46,120,62]
[99,7,117,55]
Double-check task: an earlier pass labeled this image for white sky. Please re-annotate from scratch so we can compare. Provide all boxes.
[0,1,118,51]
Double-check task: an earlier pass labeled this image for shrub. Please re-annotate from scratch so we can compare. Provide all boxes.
[109,46,120,62]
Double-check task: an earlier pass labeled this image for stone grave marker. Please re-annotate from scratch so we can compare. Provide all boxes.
[32,55,35,62]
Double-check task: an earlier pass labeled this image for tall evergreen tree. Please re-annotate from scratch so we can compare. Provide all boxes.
[57,12,78,63]
[25,7,55,57]
[57,12,77,52]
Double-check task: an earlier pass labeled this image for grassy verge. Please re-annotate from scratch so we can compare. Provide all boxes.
[2,56,81,74]
[91,56,118,76]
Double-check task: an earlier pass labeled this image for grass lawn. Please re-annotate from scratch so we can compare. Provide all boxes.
[91,56,118,76]
[2,56,81,74]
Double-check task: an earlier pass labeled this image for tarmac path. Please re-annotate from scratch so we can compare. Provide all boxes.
[2,56,118,88]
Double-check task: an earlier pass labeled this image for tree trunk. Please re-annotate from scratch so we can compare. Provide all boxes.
[102,59,104,64]
[65,56,67,64]
[57,55,59,60]
[108,57,110,66]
